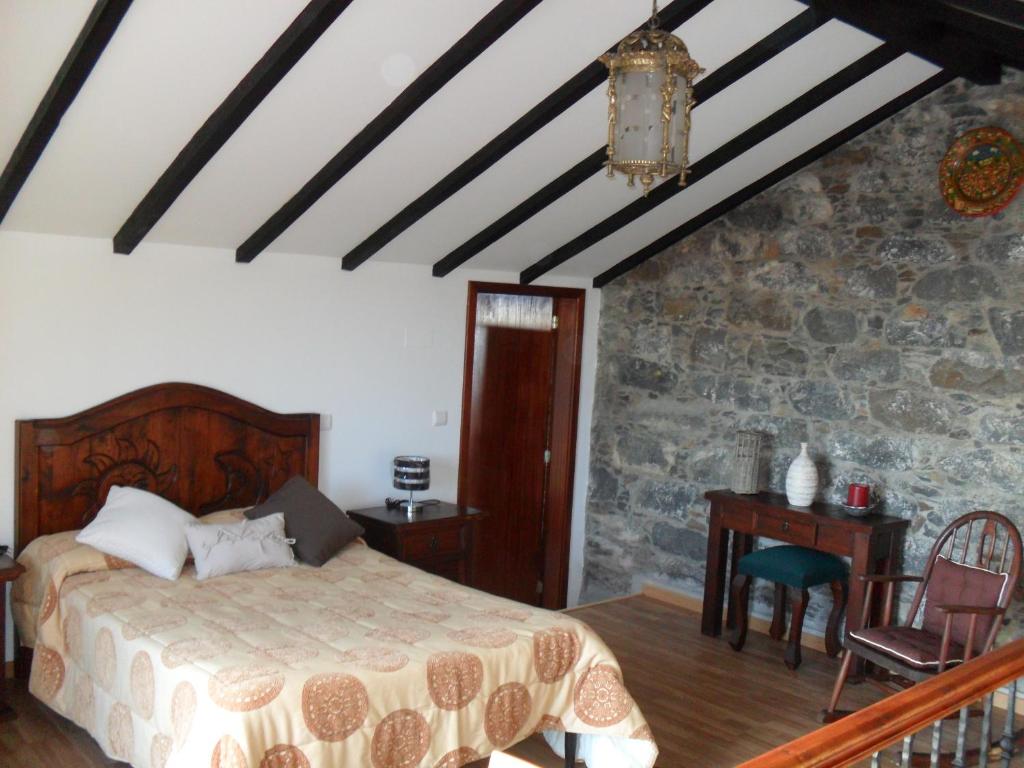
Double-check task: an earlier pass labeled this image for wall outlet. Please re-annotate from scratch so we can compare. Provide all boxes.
[432,410,448,427]
[321,414,333,431]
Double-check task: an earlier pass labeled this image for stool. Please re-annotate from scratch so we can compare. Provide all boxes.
[729,545,848,670]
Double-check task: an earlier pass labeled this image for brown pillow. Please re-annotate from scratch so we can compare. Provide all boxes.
[245,477,363,566]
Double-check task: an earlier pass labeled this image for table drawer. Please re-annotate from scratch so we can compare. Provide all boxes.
[401,527,463,560]
[755,512,816,547]
[816,525,853,556]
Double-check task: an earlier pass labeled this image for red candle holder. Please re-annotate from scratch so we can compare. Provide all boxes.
[847,483,870,508]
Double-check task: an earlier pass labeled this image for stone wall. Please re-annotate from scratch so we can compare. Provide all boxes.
[583,71,1024,633]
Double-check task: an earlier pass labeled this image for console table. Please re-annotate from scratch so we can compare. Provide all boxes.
[702,490,909,641]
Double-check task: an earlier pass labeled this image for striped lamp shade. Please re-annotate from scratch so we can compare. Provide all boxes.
[393,456,430,492]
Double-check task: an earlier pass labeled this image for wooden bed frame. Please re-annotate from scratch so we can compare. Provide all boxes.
[13,382,319,673]
[15,382,320,553]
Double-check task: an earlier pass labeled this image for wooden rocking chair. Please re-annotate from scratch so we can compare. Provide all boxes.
[825,511,1022,722]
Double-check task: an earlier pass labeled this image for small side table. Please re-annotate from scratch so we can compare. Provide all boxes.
[347,503,485,586]
[0,554,25,721]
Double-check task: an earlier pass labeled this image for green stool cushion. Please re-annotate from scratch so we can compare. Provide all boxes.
[737,545,847,589]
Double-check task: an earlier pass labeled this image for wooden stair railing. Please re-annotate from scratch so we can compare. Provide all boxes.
[739,637,1024,768]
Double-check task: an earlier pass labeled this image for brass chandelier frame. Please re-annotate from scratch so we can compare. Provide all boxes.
[600,2,703,195]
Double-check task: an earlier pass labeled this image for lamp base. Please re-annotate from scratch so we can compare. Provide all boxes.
[399,500,424,517]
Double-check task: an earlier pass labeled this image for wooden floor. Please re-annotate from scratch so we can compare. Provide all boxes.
[1,595,883,767]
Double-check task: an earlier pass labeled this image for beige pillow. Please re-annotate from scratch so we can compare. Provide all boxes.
[199,508,250,525]
[185,513,295,580]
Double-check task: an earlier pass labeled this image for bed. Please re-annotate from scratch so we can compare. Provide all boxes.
[11,383,657,768]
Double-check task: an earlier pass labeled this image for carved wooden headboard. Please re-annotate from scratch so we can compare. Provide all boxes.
[15,383,320,552]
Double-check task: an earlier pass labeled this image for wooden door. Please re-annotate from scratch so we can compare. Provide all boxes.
[459,283,585,608]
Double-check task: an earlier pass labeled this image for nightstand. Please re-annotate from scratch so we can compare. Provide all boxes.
[0,554,25,722]
[347,503,485,585]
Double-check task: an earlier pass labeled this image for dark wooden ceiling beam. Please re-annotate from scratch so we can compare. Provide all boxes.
[235,0,544,263]
[0,0,133,224]
[338,0,715,271]
[519,42,902,284]
[801,0,1006,82]
[431,7,828,278]
[944,0,1024,23]
[112,0,354,255]
[593,70,954,288]
[925,0,1024,68]
[433,148,606,278]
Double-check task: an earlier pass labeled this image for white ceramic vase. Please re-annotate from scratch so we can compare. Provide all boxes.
[785,442,818,507]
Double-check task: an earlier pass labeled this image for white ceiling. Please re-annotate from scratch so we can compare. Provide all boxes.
[1,0,942,283]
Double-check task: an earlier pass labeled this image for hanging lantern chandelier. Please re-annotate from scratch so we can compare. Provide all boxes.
[600,1,703,196]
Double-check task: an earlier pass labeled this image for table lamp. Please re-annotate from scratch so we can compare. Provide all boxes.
[393,456,429,515]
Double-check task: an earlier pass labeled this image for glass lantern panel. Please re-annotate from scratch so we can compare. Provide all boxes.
[668,75,687,167]
[614,68,667,164]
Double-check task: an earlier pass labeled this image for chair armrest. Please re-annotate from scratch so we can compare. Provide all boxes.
[937,605,1006,666]
[856,575,923,628]
[935,604,1005,616]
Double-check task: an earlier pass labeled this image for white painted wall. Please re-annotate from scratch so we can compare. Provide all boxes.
[0,230,601,661]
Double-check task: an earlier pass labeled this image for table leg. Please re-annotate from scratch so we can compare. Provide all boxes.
[847,535,872,635]
[702,511,730,637]
[564,732,578,766]
[726,532,753,631]
[867,532,902,629]
[876,531,898,588]
[847,534,877,679]
[0,584,11,721]
[885,530,899,573]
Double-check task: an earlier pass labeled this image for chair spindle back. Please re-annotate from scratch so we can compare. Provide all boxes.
[905,512,1022,644]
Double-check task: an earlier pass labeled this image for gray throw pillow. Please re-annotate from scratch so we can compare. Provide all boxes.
[244,476,363,566]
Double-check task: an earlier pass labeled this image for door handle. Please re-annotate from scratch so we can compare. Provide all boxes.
[782,521,791,532]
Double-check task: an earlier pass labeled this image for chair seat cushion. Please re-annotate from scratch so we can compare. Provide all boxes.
[848,626,965,669]
[737,545,847,588]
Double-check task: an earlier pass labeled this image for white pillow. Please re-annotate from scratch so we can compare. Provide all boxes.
[185,513,295,581]
[76,486,195,580]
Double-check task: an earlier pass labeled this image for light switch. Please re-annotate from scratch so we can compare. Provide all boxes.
[432,410,448,427]
[321,414,333,431]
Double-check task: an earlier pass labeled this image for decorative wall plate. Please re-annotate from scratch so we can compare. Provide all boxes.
[939,126,1024,217]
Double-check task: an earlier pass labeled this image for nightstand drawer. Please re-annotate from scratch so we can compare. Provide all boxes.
[401,527,463,560]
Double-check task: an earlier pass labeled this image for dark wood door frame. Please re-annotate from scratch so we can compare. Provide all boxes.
[457,281,585,609]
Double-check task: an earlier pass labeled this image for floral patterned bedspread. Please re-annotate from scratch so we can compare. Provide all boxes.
[13,517,656,768]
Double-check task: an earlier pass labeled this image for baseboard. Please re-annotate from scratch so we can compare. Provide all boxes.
[640,582,703,613]
[641,582,829,654]
[562,592,636,613]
